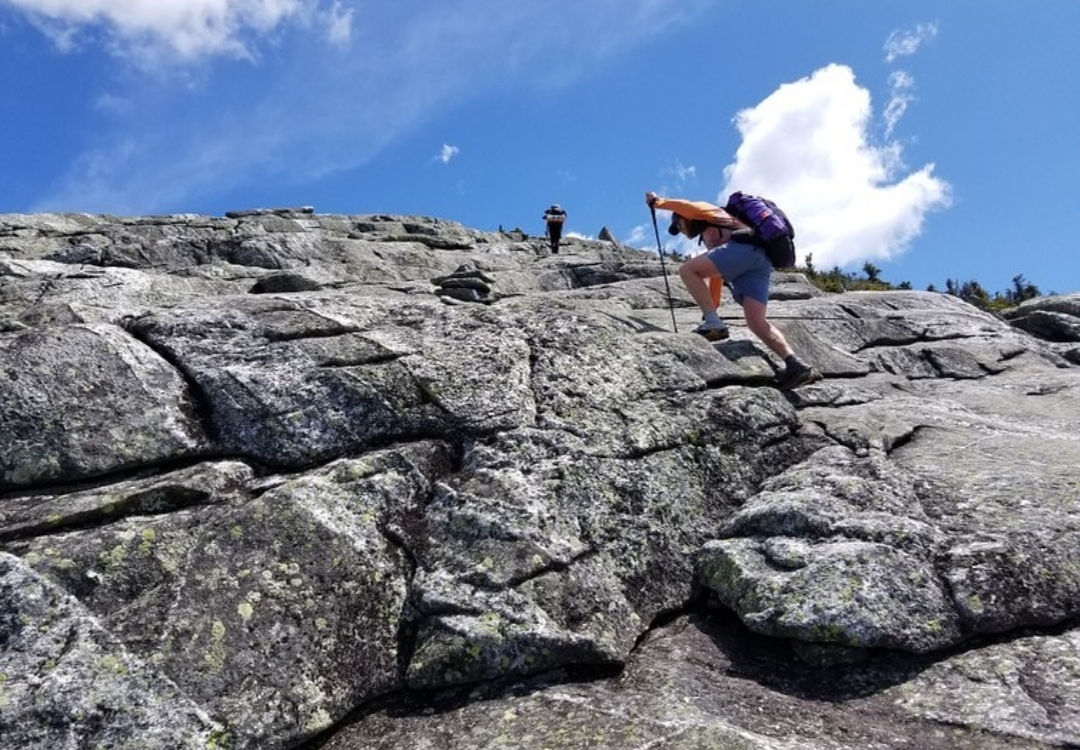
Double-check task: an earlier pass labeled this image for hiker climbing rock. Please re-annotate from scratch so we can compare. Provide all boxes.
[543,204,567,254]
[645,191,819,390]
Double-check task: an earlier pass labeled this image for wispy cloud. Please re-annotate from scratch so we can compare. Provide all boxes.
[720,64,951,269]
[93,91,133,115]
[666,160,697,185]
[18,0,722,213]
[884,22,938,63]
[323,0,352,47]
[883,70,915,137]
[6,0,309,63]
[435,144,460,164]
[624,224,651,248]
[881,23,934,138]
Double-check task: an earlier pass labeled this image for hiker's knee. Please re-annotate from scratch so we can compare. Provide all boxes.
[679,255,711,283]
[678,262,697,285]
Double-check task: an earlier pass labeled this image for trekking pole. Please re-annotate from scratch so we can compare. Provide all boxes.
[649,204,679,333]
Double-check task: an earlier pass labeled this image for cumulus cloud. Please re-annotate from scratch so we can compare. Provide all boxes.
[720,64,950,270]
[5,0,308,62]
[884,22,938,63]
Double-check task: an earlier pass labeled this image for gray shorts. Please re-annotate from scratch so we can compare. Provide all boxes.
[703,240,772,305]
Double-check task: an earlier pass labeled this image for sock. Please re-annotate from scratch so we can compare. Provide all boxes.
[702,311,724,326]
[784,355,802,368]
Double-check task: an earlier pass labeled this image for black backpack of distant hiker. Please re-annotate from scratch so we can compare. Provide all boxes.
[724,191,796,269]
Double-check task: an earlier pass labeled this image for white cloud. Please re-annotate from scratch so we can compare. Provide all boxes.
[323,0,351,47]
[884,22,938,63]
[625,224,651,248]
[93,90,132,115]
[6,0,308,62]
[721,64,951,270]
[666,159,696,185]
[435,144,460,164]
[27,0,723,213]
[883,70,915,137]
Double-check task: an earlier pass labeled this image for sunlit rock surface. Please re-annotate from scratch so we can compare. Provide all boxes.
[2,210,1079,749]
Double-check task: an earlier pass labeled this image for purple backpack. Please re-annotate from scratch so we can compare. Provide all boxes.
[724,191,796,269]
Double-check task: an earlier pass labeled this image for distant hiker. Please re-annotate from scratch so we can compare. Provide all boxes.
[645,191,819,390]
[543,204,567,254]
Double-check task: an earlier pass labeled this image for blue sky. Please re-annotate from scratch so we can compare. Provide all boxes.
[2,1,1078,296]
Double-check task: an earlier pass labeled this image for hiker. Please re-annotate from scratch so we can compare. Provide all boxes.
[645,191,818,390]
[543,204,567,254]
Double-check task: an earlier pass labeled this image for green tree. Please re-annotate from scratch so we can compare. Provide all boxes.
[1007,274,1040,304]
[863,261,882,283]
[959,280,991,309]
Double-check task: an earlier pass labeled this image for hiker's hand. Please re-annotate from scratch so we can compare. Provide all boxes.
[645,191,659,208]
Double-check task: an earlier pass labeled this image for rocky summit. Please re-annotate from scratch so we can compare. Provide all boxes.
[1,209,1079,750]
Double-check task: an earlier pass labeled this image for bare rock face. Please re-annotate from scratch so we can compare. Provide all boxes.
[2,210,1080,750]
[1006,294,1080,364]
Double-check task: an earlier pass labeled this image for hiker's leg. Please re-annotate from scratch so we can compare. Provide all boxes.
[742,297,794,359]
[678,254,724,315]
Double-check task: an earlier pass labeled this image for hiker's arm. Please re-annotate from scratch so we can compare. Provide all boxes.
[645,194,720,221]
[645,193,744,229]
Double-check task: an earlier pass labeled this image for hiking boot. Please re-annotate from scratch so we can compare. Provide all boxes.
[776,361,821,390]
[694,320,730,342]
